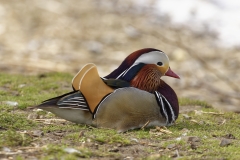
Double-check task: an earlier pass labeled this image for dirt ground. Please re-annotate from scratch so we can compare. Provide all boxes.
[0,1,239,113]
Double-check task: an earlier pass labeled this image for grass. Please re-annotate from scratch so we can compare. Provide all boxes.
[179,98,212,108]
[0,72,240,159]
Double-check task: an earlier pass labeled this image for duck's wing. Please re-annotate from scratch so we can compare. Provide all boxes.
[34,91,92,124]
[36,91,89,111]
[71,64,114,113]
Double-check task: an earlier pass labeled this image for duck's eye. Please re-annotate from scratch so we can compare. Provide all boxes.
[157,62,163,66]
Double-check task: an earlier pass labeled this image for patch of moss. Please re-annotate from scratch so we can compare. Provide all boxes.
[0,72,72,109]
[42,144,92,159]
[0,130,32,147]
[41,123,87,133]
[90,128,131,145]
[0,111,36,130]
[179,97,212,108]
[130,129,152,139]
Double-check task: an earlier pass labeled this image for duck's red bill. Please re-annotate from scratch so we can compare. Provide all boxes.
[165,67,180,79]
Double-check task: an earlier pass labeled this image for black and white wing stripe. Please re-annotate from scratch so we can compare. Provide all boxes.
[57,91,90,111]
[154,91,176,125]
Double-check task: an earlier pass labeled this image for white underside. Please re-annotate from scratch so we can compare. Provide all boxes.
[41,107,93,125]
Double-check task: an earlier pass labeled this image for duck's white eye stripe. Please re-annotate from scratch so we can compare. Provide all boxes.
[134,51,169,66]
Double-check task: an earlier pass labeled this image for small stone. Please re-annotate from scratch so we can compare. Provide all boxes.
[182,133,188,136]
[190,119,200,124]
[79,131,85,137]
[194,110,203,115]
[148,143,158,147]
[190,142,198,150]
[28,113,39,120]
[223,134,235,139]
[32,130,44,137]
[108,147,119,152]
[182,136,201,144]
[11,91,20,96]
[172,149,180,158]
[117,143,122,147]
[94,143,99,149]
[188,136,201,142]
[176,137,182,141]
[182,114,191,119]
[64,148,81,154]
[130,138,138,143]
[18,84,26,88]
[16,150,23,154]
[2,147,11,152]
[33,108,43,112]
[86,138,91,143]
[3,101,18,107]
[53,131,64,136]
[124,156,134,160]
[220,138,232,147]
[167,144,176,149]
[39,115,45,119]
[148,154,161,159]
[181,128,189,132]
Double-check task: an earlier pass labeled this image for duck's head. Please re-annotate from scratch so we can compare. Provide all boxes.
[131,48,180,79]
[105,48,179,92]
[105,48,179,78]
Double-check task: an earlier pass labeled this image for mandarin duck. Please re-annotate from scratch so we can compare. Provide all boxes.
[35,48,180,132]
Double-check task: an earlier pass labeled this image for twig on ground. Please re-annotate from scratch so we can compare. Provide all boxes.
[156,126,172,134]
[219,119,226,125]
[141,121,150,130]
[201,111,224,115]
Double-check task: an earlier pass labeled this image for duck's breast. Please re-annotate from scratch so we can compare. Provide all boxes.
[93,87,166,132]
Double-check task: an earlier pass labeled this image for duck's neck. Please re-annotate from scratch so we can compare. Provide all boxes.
[106,64,163,93]
[130,64,162,93]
